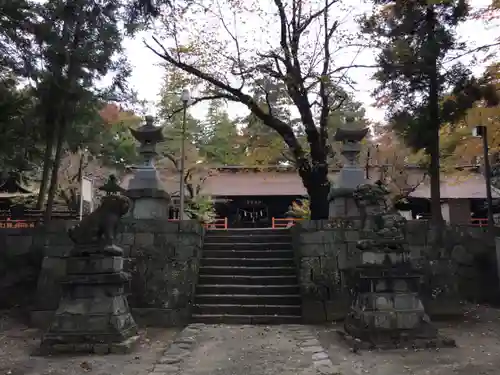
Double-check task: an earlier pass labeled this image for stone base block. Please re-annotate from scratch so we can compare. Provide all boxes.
[31,307,191,329]
[335,329,456,351]
[39,335,140,355]
[66,256,124,274]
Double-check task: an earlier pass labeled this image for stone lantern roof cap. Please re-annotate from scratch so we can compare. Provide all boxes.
[334,127,369,142]
[129,115,164,144]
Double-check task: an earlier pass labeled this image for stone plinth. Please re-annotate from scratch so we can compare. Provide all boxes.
[39,181,139,355]
[328,187,361,218]
[340,237,455,349]
[125,186,171,220]
[336,183,456,350]
[40,249,139,354]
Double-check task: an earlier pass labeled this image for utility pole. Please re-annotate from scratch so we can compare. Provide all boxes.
[473,125,494,231]
[179,88,191,219]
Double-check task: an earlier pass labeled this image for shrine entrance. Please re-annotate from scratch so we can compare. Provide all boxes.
[214,195,304,228]
[236,199,269,228]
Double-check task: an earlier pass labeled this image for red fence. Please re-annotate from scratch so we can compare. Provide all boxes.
[0,209,79,227]
[272,217,303,229]
[168,217,228,230]
[470,218,488,227]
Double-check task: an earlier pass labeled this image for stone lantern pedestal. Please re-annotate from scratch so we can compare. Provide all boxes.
[39,178,139,354]
[336,183,455,350]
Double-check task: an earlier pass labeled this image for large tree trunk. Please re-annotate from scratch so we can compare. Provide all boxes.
[44,121,66,222]
[36,128,55,209]
[301,164,330,220]
[427,5,444,247]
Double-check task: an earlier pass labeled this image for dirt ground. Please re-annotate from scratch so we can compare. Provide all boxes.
[3,305,500,375]
[0,311,180,375]
[316,304,500,375]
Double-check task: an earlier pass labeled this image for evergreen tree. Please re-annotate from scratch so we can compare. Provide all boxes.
[202,100,244,165]
[157,68,203,163]
[362,0,472,231]
[32,0,130,219]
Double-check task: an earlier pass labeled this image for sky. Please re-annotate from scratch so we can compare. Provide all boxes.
[122,0,499,124]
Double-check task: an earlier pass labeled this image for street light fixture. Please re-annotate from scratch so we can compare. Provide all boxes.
[472,125,494,231]
[179,88,191,219]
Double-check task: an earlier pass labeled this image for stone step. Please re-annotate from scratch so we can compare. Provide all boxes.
[203,242,292,251]
[193,303,301,316]
[198,274,298,285]
[201,257,295,268]
[199,266,296,276]
[196,284,300,295]
[202,250,294,259]
[204,234,292,244]
[191,314,302,324]
[195,294,301,305]
[205,228,290,236]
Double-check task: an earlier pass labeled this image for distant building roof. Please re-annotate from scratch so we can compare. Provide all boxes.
[202,172,308,196]
[0,174,33,195]
[409,174,500,199]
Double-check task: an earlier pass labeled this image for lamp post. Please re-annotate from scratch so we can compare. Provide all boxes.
[473,125,494,230]
[179,88,191,219]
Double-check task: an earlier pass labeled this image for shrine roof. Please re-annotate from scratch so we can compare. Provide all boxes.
[121,164,482,198]
[409,174,500,199]
[0,174,34,195]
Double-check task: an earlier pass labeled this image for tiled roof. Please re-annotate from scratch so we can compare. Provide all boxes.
[120,167,432,197]
[409,174,500,199]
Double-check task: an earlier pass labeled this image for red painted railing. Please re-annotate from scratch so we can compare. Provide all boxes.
[204,218,228,230]
[470,218,488,227]
[168,217,228,230]
[272,217,303,229]
[0,217,37,228]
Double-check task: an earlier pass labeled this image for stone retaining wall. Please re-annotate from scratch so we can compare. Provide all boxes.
[0,221,74,310]
[19,219,204,328]
[292,219,500,324]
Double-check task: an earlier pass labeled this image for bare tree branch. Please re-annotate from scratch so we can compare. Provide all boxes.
[144,35,306,162]
[162,93,238,120]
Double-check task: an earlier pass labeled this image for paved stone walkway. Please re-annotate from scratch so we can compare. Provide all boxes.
[148,324,339,375]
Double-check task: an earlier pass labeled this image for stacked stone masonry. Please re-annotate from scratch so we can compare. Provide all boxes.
[1,218,499,327]
[292,219,500,324]
[21,219,204,328]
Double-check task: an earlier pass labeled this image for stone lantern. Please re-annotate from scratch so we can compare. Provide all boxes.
[335,125,369,188]
[121,116,171,219]
[328,123,369,218]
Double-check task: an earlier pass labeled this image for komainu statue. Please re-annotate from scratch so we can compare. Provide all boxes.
[68,175,130,254]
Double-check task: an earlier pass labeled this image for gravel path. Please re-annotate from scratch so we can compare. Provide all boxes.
[150,324,339,375]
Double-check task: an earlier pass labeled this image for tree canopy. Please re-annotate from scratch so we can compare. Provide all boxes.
[0,0,497,222]
[362,0,499,232]
[142,0,381,218]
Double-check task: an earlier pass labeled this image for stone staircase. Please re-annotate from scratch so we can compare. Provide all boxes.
[192,228,302,324]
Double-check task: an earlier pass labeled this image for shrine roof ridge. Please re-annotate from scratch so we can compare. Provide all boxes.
[187,164,481,173]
